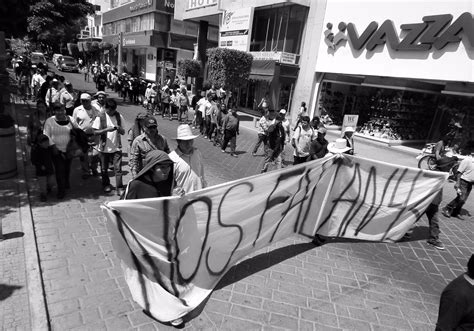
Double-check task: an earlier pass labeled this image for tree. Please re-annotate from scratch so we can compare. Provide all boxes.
[0,0,30,38]
[207,48,253,92]
[27,0,94,48]
[177,59,201,79]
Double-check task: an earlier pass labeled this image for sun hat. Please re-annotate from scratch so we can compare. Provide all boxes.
[175,124,198,140]
[80,93,92,100]
[279,109,287,114]
[344,126,355,133]
[52,78,59,83]
[144,117,158,128]
[327,138,351,154]
[95,91,107,97]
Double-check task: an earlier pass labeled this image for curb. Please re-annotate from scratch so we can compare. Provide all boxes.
[12,102,49,331]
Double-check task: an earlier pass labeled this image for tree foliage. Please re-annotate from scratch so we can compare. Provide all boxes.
[27,0,94,46]
[206,48,253,90]
[177,59,202,78]
[0,0,30,38]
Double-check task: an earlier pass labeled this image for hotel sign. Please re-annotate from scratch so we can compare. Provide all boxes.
[187,0,217,11]
[130,0,153,12]
[325,12,474,52]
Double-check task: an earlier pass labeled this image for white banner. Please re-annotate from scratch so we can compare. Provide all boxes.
[101,155,446,322]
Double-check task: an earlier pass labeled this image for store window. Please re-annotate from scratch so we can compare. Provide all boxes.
[125,18,132,33]
[317,81,438,141]
[250,5,308,54]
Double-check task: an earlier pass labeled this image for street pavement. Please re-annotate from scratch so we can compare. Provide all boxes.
[0,67,473,330]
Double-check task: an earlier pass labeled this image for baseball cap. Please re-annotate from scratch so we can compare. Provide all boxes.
[80,93,91,100]
[144,117,158,128]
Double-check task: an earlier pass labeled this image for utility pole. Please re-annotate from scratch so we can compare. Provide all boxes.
[118,32,123,74]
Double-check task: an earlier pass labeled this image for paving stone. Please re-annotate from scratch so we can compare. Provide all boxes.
[50,311,83,330]
[262,300,299,317]
[268,313,298,329]
[300,308,338,327]
[220,316,262,330]
[230,292,263,309]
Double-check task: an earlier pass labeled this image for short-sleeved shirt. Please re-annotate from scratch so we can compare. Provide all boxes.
[293,126,316,157]
[92,112,125,153]
[458,156,474,183]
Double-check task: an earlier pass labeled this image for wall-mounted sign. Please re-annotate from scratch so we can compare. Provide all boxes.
[130,0,153,12]
[316,1,474,83]
[325,12,474,53]
[187,0,217,11]
[250,51,298,65]
[219,7,254,52]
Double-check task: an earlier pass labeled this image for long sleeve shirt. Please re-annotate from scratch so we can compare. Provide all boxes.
[129,133,170,178]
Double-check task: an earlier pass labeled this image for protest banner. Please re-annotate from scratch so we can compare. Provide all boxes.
[101,154,446,323]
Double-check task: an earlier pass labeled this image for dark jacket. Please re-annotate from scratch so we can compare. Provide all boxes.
[125,150,175,200]
[309,137,329,160]
[267,122,285,150]
[31,146,55,176]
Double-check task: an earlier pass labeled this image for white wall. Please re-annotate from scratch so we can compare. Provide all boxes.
[315,0,474,83]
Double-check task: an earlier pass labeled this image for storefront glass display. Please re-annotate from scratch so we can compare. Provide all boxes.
[317,81,439,141]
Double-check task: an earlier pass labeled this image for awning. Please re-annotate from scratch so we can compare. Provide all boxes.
[249,60,275,82]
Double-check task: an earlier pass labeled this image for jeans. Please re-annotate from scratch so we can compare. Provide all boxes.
[80,147,99,175]
[262,145,283,172]
[207,122,217,140]
[445,179,472,216]
[99,151,123,189]
[52,152,72,195]
[222,130,236,153]
[252,134,267,154]
[426,203,440,241]
[38,175,55,195]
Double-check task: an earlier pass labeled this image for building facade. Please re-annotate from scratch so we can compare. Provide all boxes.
[174,0,310,113]
[305,0,474,146]
[101,0,219,81]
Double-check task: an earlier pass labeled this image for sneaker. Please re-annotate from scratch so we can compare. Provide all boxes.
[170,318,183,327]
[104,185,112,193]
[427,239,445,250]
[441,208,451,218]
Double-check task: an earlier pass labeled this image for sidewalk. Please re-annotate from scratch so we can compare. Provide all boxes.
[0,101,48,330]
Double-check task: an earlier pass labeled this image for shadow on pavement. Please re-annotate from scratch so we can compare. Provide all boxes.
[0,284,23,301]
[0,231,24,240]
[215,242,315,290]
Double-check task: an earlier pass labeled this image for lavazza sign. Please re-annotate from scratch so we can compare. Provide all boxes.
[325,12,474,52]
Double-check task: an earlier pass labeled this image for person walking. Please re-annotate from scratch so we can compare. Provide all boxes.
[31,134,55,202]
[91,99,126,195]
[43,103,77,199]
[435,254,474,330]
[308,127,329,160]
[72,93,101,178]
[442,150,474,220]
[169,125,207,194]
[178,87,189,123]
[59,81,77,116]
[221,108,240,157]
[252,109,276,156]
[129,117,170,178]
[261,112,286,173]
[31,68,45,101]
[291,115,316,165]
[45,78,61,109]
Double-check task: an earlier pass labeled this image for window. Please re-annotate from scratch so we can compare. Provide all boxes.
[132,16,140,32]
[250,5,308,54]
[125,18,131,33]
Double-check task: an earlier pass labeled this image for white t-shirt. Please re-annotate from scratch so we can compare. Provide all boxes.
[293,126,316,157]
[72,105,100,130]
[92,112,125,153]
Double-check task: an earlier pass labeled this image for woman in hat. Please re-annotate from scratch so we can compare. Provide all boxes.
[327,138,352,155]
[342,126,355,155]
[124,150,183,199]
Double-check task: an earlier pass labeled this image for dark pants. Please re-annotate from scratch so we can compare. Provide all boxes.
[222,130,237,152]
[162,102,170,118]
[445,179,472,216]
[203,115,211,136]
[52,153,72,195]
[99,151,123,189]
[426,203,440,241]
[252,133,267,154]
[207,122,217,140]
[262,145,282,172]
[293,156,308,165]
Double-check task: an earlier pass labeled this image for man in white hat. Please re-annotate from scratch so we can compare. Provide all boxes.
[327,138,352,154]
[45,78,60,108]
[168,124,206,193]
[72,93,101,178]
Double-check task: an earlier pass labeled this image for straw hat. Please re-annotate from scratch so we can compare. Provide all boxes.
[327,138,351,154]
[344,126,355,133]
[175,124,198,140]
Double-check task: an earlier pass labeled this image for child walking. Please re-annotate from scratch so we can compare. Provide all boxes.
[31,134,55,202]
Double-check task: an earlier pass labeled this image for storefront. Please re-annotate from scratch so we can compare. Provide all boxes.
[313,0,474,147]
